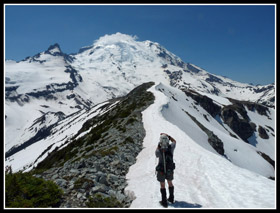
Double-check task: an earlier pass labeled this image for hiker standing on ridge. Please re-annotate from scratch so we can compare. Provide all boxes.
[155,133,176,208]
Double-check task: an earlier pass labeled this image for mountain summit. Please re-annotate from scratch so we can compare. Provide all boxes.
[45,43,63,56]
[5,33,275,208]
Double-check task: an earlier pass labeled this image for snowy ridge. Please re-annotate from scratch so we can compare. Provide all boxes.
[4,33,275,208]
[5,101,118,172]
[158,83,275,176]
[125,83,275,208]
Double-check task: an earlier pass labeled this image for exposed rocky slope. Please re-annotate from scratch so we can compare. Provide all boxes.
[32,82,155,207]
[180,88,274,169]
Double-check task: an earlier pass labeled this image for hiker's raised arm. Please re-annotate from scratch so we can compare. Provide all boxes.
[161,133,176,143]
[168,135,176,143]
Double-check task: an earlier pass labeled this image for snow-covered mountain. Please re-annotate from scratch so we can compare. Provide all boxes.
[5,33,275,208]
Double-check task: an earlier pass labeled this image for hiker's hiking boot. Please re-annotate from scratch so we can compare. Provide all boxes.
[168,186,174,204]
[160,188,168,208]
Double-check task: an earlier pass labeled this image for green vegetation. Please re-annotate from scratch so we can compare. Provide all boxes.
[74,177,94,190]
[86,193,123,208]
[99,146,119,157]
[126,116,137,125]
[34,138,82,172]
[5,171,63,208]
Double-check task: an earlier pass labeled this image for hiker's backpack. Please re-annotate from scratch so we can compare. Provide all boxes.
[156,145,176,173]
[159,134,169,150]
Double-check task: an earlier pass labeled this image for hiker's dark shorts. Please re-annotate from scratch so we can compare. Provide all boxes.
[157,170,174,182]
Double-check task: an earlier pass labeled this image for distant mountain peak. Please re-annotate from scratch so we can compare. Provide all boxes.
[45,43,63,56]
[47,43,61,50]
[93,32,139,46]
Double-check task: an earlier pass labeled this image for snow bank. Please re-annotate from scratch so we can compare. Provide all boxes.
[125,83,275,209]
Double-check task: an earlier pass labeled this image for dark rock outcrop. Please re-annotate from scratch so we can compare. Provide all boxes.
[256,151,275,169]
[183,89,221,118]
[182,109,224,156]
[228,98,270,117]
[182,89,265,144]
[258,126,269,139]
[221,106,254,143]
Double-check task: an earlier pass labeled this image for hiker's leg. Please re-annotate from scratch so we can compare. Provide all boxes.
[167,174,174,203]
[167,181,174,203]
[167,180,173,187]
[160,187,168,207]
[157,172,165,188]
[160,181,165,189]
[157,172,167,207]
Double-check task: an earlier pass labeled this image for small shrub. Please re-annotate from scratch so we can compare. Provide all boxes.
[74,177,94,190]
[5,172,63,208]
[100,146,119,157]
[86,193,123,208]
[126,117,137,125]
[125,137,134,143]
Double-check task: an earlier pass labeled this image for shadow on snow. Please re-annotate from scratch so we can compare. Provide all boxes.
[170,200,202,208]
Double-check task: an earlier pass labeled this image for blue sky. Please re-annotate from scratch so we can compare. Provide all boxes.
[5,4,275,85]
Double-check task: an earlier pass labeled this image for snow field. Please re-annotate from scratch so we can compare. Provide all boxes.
[5,101,113,172]
[158,83,275,178]
[125,83,275,208]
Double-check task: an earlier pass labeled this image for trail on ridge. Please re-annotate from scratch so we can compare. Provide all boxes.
[125,83,275,209]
